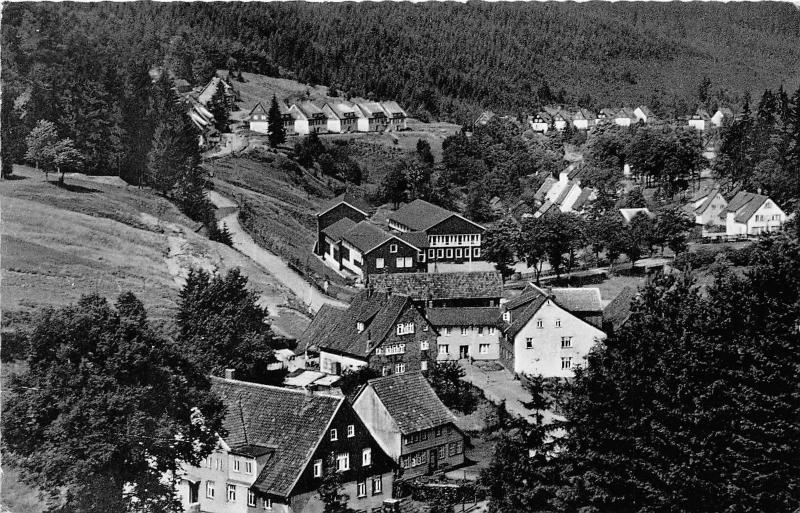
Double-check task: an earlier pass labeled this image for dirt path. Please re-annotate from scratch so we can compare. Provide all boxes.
[206,190,346,313]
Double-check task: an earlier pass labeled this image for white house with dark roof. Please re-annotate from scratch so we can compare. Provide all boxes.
[353,372,467,479]
[426,307,501,360]
[290,102,328,135]
[689,109,712,131]
[368,271,503,309]
[614,108,637,127]
[688,186,727,227]
[321,102,359,133]
[499,284,605,377]
[711,107,735,127]
[354,102,389,132]
[724,191,786,236]
[529,112,552,133]
[381,101,408,131]
[247,102,269,134]
[633,106,654,123]
[178,376,395,513]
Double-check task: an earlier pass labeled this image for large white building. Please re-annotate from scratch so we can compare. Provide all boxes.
[724,191,787,236]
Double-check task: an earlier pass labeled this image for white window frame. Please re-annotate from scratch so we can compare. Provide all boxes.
[245,461,253,474]
[561,336,573,348]
[347,424,355,438]
[536,319,543,328]
[437,249,444,258]
[227,484,236,503]
[404,256,413,267]
[376,258,385,269]
[474,247,480,257]
[263,498,273,510]
[444,327,451,335]
[330,428,338,441]
[233,458,240,472]
[395,362,406,374]
[362,447,372,466]
[488,327,496,335]
[438,344,449,355]
[248,490,256,507]
[421,360,428,371]
[206,481,215,499]
[357,481,367,498]
[456,248,462,258]
[446,248,453,258]
[461,326,468,336]
[389,243,398,253]
[526,337,533,348]
[336,452,350,471]
[313,459,323,477]
[555,319,562,328]
[561,357,572,369]
[396,257,405,268]
[418,251,426,262]
[428,249,435,258]
[372,475,383,495]
[479,343,490,354]
[420,340,429,350]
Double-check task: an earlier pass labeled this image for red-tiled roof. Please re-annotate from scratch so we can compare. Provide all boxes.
[363,372,457,435]
[210,377,342,498]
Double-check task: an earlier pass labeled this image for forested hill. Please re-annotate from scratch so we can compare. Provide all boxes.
[3,1,800,126]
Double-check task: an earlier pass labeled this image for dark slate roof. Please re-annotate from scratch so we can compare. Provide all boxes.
[368,272,503,300]
[694,187,722,215]
[505,284,602,314]
[365,372,457,435]
[248,102,267,119]
[603,286,639,332]
[322,217,357,241]
[397,231,429,249]
[211,377,342,498]
[725,191,770,223]
[300,292,414,357]
[342,221,394,253]
[505,295,548,338]
[426,307,502,327]
[389,199,467,232]
[566,162,587,180]
[319,192,371,216]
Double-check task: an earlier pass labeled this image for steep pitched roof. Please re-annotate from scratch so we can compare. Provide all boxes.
[342,221,394,253]
[389,199,477,232]
[397,231,429,249]
[322,217,357,241]
[505,295,548,338]
[620,208,655,224]
[550,287,602,313]
[369,272,503,300]
[603,286,639,332]
[534,176,558,202]
[694,187,723,215]
[381,101,407,117]
[248,102,268,119]
[363,372,457,435]
[294,101,326,118]
[211,377,342,498]
[356,102,388,118]
[725,191,770,223]
[300,292,415,357]
[571,188,594,211]
[323,102,358,119]
[425,307,502,327]
[319,192,371,217]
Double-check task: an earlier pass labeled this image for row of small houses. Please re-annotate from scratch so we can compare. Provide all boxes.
[688,187,788,237]
[518,105,737,133]
[248,100,409,136]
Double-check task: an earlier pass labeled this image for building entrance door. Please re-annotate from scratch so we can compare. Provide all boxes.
[429,448,438,474]
[459,345,469,359]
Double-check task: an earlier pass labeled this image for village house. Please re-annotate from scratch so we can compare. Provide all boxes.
[474,111,495,127]
[381,101,409,131]
[571,108,596,130]
[551,111,571,131]
[198,76,238,108]
[352,373,467,480]
[287,102,327,135]
[178,375,395,513]
[614,108,637,127]
[316,193,371,258]
[533,163,597,216]
[355,102,390,132]
[246,102,269,133]
[597,108,619,124]
[499,285,606,377]
[723,191,787,236]
[602,286,639,335]
[388,199,486,267]
[337,221,425,278]
[529,112,552,133]
[619,207,655,225]
[426,307,501,361]
[633,105,654,123]
[688,109,712,131]
[711,107,735,128]
[368,271,503,309]
[321,102,360,133]
[688,186,728,227]
[299,290,438,377]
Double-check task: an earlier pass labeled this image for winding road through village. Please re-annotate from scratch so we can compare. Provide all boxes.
[206,190,346,313]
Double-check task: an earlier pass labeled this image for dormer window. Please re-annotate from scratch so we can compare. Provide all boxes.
[502,311,511,322]
[357,322,365,333]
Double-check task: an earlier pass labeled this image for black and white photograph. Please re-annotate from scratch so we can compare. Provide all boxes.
[1,1,799,512]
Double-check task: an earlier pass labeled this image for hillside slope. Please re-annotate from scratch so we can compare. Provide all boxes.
[1,166,303,335]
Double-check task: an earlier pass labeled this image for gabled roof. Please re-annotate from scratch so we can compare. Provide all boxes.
[356,102,388,118]
[725,191,771,223]
[505,295,548,338]
[571,187,595,212]
[389,199,483,232]
[553,181,574,207]
[361,372,457,435]
[381,101,407,117]
[426,307,501,327]
[600,108,619,118]
[636,105,654,118]
[323,102,358,119]
[343,221,408,254]
[534,176,558,202]
[321,217,357,241]
[616,107,637,120]
[532,111,553,123]
[566,161,587,180]
[694,187,723,215]
[368,272,503,301]
[603,286,639,332]
[210,377,343,498]
[319,192,371,217]
[300,292,416,357]
[248,102,268,119]
[620,208,655,224]
[397,231,429,249]
[503,285,603,338]
[294,101,326,118]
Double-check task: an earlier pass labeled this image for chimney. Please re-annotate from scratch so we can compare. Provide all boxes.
[224,368,235,380]
[757,188,762,195]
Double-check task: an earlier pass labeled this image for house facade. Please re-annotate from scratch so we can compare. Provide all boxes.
[499,292,606,378]
[426,307,501,360]
[322,103,360,133]
[300,292,438,377]
[316,193,370,259]
[529,112,552,133]
[388,199,486,266]
[381,101,408,131]
[688,110,711,131]
[178,377,395,513]
[689,187,727,226]
[353,373,467,480]
[247,102,269,134]
[355,103,390,132]
[724,192,787,236]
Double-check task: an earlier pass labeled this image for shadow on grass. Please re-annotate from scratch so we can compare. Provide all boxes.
[2,174,28,181]
[47,180,100,194]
